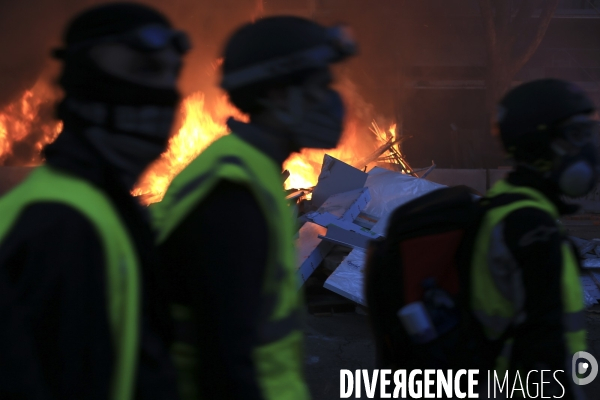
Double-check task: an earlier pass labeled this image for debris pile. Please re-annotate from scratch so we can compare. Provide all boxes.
[570,236,600,307]
[294,155,444,305]
[293,155,600,309]
[572,236,600,262]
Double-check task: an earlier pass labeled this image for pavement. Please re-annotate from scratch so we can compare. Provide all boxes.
[304,312,376,400]
[300,218,600,399]
[303,304,600,400]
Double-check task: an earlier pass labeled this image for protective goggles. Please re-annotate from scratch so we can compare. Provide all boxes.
[220,25,357,91]
[556,120,600,147]
[54,24,191,58]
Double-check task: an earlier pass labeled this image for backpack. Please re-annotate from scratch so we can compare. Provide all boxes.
[364,185,516,372]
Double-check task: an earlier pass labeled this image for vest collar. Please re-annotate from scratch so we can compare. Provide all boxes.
[44,128,110,189]
[43,128,152,224]
[504,168,580,216]
[226,118,293,167]
[486,170,579,218]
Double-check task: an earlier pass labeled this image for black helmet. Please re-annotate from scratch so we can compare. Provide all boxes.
[53,3,190,59]
[498,79,600,198]
[497,79,595,162]
[220,16,356,114]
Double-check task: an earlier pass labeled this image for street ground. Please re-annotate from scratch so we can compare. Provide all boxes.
[303,308,600,400]
[303,222,600,400]
[303,311,374,399]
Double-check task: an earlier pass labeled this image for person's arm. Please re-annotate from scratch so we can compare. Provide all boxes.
[0,203,112,400]
[503,208,581,399]
[161,180,269,400]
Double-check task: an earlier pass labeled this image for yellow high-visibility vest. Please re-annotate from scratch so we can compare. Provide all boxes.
[471,179,586,372]
[0,165,140,400]
[154,133,309,400]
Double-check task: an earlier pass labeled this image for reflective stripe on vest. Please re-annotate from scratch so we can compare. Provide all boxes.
[471,179,586,358]
[0,166,140,400]
[153,134,309,400]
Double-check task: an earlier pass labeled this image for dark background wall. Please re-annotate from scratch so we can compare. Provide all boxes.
[0,0,261,107]
[264,0,600,168]
[0,0,599,168]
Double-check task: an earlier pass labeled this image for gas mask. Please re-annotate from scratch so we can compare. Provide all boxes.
[261,86,345,150]
[549,119,600,198]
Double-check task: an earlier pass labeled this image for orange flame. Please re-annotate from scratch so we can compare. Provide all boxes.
[133,92,247,203]
[134,91,392,203]
[282,119,369,189]
[0,79,395,204]
[0,79,62,165]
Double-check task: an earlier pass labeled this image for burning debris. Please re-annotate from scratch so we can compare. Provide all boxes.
[294,155,445,302]
[0,70,406,206]
[132,92,247,203]
[295,155,600,309]
[134,100,404,203]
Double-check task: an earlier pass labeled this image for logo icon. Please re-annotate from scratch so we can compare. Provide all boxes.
[572,351,598,385]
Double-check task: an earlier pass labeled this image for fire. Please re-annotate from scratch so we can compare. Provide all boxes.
[0,79,397,204]
[133,92,247,203]
[282,119,372,189]
[134,95,388,203]
[0,79,62,165]
[133,90,394,203]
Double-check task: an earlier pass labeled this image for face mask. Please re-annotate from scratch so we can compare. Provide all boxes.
[264,86,345,150]
[552,141,599,198]
[56,49,180,138]
[84,126,167,189]
[56,49,178,184]
[59,97,176,138]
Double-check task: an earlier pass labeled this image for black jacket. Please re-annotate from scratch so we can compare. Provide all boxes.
[158,121,293,400]
[0,131,178,400]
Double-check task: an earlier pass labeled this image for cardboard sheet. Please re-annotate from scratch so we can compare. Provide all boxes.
[323,249,368,306]
[296,222,334,286]
[311,155,368,208]
[317,188,371,222]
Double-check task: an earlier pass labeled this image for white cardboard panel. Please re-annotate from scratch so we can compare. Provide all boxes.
[296,222,334,286]
[323,249,368,305]
[311,155,368,208]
